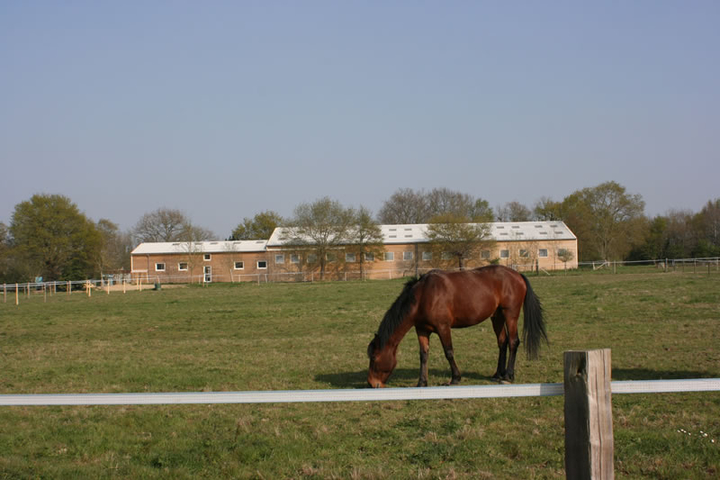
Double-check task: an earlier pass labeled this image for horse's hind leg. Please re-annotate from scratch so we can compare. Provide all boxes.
[491,310,508,381]
[416,328,431,387]
[437,326,461,385]
[503,310,521,382]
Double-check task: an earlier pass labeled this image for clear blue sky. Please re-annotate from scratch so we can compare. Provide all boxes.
[1,1,718,238]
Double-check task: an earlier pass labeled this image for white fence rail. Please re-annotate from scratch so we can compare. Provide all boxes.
[2,378,718,407]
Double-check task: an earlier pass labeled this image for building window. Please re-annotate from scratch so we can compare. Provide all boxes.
[422,251,432,261]
[204,254,211,261]
[520,249,529,258]
[308,254,317,264]
[346,253,357,262]
[441,252,453,260]
[291,254,300,264]
[326,253,337,262]
[257,260,267,269]
[403,251,413,261]
[155,263,166,272]
[364,253,374,262]
[538,249,548,258]
[384,252,394,261]
[178,262,188,271]
[500,250,509,259]
[234,261,244,270]
[275,254,285,264]
[481,250,491,259]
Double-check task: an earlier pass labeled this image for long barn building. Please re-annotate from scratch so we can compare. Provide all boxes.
[130,221,578,283]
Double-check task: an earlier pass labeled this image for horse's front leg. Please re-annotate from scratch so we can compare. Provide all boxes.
[437,327,461,385]
[416,329,430,387]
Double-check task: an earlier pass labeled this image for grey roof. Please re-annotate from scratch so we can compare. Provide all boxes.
[267,221,575,247]
[131,240,268,255]
[132,222,575,255]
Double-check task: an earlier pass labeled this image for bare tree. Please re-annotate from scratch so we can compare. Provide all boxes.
[96,219,132,278]
[378,188,429,224]
[133,208,214,244]
[496,201,532,222]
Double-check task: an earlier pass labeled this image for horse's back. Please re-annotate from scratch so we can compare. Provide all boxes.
[416,266,523,327]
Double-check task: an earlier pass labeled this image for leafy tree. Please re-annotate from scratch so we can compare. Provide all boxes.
[469,198,495,223]
[533,197,563,221]
[231,211,283,240]
[282,197,355,280]
[345,207,385,279]
[426,213,494,270]
[560,182,645,261]
[9,194,102,281]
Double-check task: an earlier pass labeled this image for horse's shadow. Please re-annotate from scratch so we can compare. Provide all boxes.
[316,368,717,389]
[315,368,497,389]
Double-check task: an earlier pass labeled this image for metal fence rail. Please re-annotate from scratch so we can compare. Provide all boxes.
[2,378,718,406]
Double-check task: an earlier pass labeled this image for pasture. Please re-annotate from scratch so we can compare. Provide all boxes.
[1,272,719,479]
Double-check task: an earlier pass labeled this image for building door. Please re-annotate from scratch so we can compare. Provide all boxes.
[203,266,212,283]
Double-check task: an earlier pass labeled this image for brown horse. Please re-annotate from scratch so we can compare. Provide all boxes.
[367,265,547,388]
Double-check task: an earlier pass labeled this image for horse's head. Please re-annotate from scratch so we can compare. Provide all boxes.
[367,334,396,388]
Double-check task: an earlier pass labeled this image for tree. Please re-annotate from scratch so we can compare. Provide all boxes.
[496,201,532,222]
[283,197,356,280]
[533,197,563,221]
[378,188,429,224]
[0,222,12,282]
[231,211,283,240]
[345,207,385,279]
[561,181,645,261]
[693,199,720,256]
[133,208,214,244]
[469,198,495,223]
[96,219,132,277]
[379,187,494,224]
[9,194,102,281]
[426,213,494,270]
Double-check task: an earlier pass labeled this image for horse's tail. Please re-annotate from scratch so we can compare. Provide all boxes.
[521,274,548,359]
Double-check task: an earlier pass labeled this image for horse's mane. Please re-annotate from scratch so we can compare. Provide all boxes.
[372,275,425,352]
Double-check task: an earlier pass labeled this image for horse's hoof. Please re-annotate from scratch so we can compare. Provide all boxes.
[499,379,512,385]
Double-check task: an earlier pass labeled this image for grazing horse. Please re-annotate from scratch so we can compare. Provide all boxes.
[367,265,547,388]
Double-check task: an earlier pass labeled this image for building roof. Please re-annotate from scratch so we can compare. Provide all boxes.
[266,221,575,247]
[131,240,268,255]
[131,222,576,255]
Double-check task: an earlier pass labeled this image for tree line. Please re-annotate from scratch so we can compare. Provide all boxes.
[1,182,718,282]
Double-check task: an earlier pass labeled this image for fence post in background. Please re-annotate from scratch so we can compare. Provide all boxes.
[564,349,614,480]
[15,283,19,306]
[3,284,5,303]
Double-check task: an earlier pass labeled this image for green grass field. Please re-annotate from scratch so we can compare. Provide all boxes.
[1,272,719,478]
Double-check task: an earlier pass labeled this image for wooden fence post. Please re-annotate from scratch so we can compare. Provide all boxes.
[564,349,614,480]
